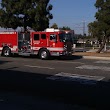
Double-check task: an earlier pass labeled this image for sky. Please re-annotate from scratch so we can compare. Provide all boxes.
[49,0,97,34]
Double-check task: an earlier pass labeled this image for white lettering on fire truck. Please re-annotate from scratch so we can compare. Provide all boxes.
[33,41,40,44]
[0,32,16,34]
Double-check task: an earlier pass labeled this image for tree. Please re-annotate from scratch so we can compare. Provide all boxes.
[34,0,53,31]
[50,23,58,29]
[88,21,103,39]
[88,0,110,53]
[0,0,53,31]
[59,26,71,30]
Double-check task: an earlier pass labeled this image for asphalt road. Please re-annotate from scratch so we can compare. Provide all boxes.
[0,55,110,80]
[0,55,110,109]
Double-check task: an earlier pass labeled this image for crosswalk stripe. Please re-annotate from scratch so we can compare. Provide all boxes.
[95,61,110,64]
[47,72,105,85]
[76,65,110,71]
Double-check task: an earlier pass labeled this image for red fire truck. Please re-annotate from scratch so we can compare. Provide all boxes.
[0,28,73,59]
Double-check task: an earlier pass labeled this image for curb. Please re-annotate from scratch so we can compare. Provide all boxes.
[83,56,110,60]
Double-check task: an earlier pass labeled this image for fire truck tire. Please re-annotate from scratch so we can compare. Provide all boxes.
[39,49,50,60]
[2,47,11,57]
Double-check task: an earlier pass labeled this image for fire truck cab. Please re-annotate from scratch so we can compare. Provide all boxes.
[0,28,73,59]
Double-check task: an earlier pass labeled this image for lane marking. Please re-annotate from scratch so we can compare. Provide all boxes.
[55,61,84,64]
[95,61,110,64]
[47,72,105,85]
[24,65,55,70]
[76,65,110,71]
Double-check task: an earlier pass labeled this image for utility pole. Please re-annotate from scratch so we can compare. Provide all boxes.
[83,21,86,52]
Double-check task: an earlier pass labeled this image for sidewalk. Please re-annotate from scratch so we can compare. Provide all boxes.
[73,51,110,60]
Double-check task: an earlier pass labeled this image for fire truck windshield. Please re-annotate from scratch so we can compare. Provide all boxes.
[59,33,73,43]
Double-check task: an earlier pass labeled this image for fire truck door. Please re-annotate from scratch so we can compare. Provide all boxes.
[40,33,47,47]
[32,33,48,48]
[32,33,40,50]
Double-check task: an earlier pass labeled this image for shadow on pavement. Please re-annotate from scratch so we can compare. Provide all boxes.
[0,60,11,65]
[60,55,83,60]
[9,54,83,61]
[0,69,110,109]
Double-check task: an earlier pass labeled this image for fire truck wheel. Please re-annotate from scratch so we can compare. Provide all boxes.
[39,49,50,60]
[2,47,11,57]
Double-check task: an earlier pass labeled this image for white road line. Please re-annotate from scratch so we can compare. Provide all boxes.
[95,61,110,64]
[24,65,55,70]
[76,65,110,71]
[55,61,84,64]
